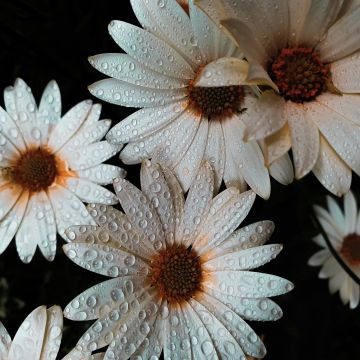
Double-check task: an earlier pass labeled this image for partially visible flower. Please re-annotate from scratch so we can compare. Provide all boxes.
[0,305,63,360]
[89,0,294,199]
[309,191,360,309]
[0,79,125,262]
[197,0,360,196]
[63,161,293,359]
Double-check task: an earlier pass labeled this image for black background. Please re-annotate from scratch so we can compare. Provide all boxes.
[0,1,359,359]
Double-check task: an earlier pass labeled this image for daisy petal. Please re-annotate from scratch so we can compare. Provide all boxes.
[315,202,344,240]
[181,302,219,360]
[319,257,342,279]
[190,0,238,62]
[11,79,41,147]
[331,50,360,93]
[288,0,311,46]
[194,190,256,255]
[269,153,295,185]
[223,118,270,199]
[141,161,176,245]
[339,276,351,305]
[131,305,163,360]
[317,93,360,127]
[0,191,29,255]
[113,178,165,251]
[316,6,360,62]
[152,109,201,169]
[108,20,195,79]
[16,191,56,262]
[298,0,344,47]
[64,177,118,205]
[65,225,122,250]
[308,249,331,266]
[41,306,63,360]
[77,164,126,185]
[163,304,192,360]
[65,141,121,171]
[204,120,226,192]
[220,18,267,65]
[173,117,208,191]
[206,271,294,298]
[37,80,62,145]
[312,136,352,197]
[48,185,95,240]
[0,322,11,358]
[306,100,360,176]
[63,243,148,277]
[8,306,47,360]
[213,221,275,258]
[59,120,112,159]
[0,133,21,167]
[189,298,246,359]
[223,136,248,192]
[344,191,357,233]
[106,101,187,144]
[130,0,202,67]
[86,203,155,259]
[349,281,360,309]
[0,106,26,152]
[48,100,92,153]
[161,164,185,233]
[204,286,283,321]
[119,111,192,164]
[176,161,214,245]
[200,292,266,358]
[0,182,22,222]
[63,277,144,321]
[38,80,61,125]
[264,124,292,165]
[328,270,344,294]
[89,53,187,89]
[88,78,187,108]
[287,102,320,179]
[204,244,283,271]
[194,58,251,87]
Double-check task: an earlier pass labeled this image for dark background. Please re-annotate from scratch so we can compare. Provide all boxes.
[0,1,359,359]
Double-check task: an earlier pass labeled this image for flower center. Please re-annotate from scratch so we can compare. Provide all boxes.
[270,47,330,103]
[188,85,244,120]
[10,147,58,192]
[340,234,360,266]
[149,244,203,303]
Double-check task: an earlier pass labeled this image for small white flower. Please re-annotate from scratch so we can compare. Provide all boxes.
[197,0,360,196]
[309,191,360,309]
[0,79,125,263]
[63,161,293,359]
[89,0,294,199]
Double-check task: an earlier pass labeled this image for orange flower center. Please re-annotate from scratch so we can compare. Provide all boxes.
[149,244,203,303]
[188,84,244,120]
[10,147,58,192]
[340,233,360,266]
[270,47,330,103]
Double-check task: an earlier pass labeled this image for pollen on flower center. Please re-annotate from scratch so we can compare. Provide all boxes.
[10,147,58,192]
[270,47,330,103]
[149,244,203,303]
[340,234,360,266]
[188,84,244,120]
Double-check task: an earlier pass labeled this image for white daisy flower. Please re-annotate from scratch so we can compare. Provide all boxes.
[0,305,63,360]
[197,0,360,196]
[89,0,294,199]
[63,161,293,359]
[309,190,360,309]
[0,79,125,263]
